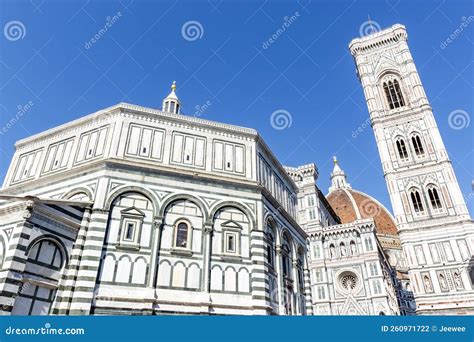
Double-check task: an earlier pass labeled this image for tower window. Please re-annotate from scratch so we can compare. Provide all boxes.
[170,102,176,114]
[396,139,409,161]
[428,187,442,210]
[410,190,424,213]
[383,79,405,109]
[411,135,424,156]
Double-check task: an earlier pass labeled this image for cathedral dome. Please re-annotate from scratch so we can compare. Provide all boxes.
[327,188,398,235]
[326,156,398,236]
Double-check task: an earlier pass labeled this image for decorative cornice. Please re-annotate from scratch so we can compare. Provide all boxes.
[15,102,258,151]
[349,24,408,56]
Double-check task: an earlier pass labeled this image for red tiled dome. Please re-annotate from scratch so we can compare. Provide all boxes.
[327,188,398,235]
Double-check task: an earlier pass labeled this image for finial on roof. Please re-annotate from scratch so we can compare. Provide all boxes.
[329,155,351,192]
[367,15,376,35]
[162,80,180,114]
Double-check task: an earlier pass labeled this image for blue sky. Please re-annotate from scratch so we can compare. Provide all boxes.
[0,0,472,216]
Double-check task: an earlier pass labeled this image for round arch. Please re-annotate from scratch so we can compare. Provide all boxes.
[61,187,93,201]
[376,68,402,81]
[25,235,69,267]
[264,214,278,242]
[210,201,256,230]
[279,228,295,256]
[158,193,209,222]
[104,186,159,216]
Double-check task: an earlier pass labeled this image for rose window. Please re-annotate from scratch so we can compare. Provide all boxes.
[340,272,358,291]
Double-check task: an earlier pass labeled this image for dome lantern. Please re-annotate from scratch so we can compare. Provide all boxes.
[329,156,351,192]
[162,80,180,114]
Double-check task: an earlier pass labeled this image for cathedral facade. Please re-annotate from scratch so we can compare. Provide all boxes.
[0,24,471,316]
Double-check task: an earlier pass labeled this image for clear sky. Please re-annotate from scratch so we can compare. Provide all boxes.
[0,0,472,216]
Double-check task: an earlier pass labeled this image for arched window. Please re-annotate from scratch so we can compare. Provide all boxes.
[281,233,293,280]
[410,190,424,213]
[383,78,405,109]
[266,225,275,269]
[396,139,409,161]
[411,135,425,156]
[427,186,443,211]
[297,249,305,289]
[174,220,190,248]
[12,239,64,315]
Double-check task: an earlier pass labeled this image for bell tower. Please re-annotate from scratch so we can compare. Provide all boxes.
[349,24,474,314]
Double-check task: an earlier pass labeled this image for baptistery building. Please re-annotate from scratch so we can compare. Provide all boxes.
[0,24,472,316]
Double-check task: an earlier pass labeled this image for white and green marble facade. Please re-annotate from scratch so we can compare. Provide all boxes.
[0,103,310,315]
[286,164,405,316]
[350,24,474,315]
